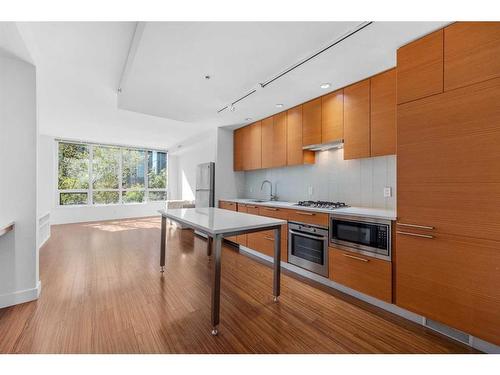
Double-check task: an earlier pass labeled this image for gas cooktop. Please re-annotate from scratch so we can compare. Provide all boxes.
[295,201,349,210]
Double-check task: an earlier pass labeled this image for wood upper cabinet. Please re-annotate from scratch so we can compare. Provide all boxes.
[302,98,322,146]
[261,113,287,169]
[321,89,343,143]
[287,105,315,166]
[395,232,500,346]
[397,29,444,104]
[247,121,262,170]
[233,127,245,171]
[444,22,500,91]
[261,117,274,169]
[343,79,370,160]
[370,68,397,156]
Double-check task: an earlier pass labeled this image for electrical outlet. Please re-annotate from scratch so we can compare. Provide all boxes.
[384,187,392,198]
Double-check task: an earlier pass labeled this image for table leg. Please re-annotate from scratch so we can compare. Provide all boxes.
[207,236,213,257]
[211,234,222,335]
[160,215,166,273]
[273,227,281,302]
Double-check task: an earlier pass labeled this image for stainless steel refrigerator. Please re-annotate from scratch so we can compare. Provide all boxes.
[195,162,215,209]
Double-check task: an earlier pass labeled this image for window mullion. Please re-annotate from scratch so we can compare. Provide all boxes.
[89,144,93,205]
[144,150,149,202]
[119,148,123,204]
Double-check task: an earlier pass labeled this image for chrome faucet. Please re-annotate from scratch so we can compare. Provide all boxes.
[261,180,278,201]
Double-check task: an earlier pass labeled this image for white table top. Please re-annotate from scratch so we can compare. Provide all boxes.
[159,208,286,235]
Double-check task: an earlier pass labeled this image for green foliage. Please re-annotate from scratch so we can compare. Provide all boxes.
[93,191,119,204]
[148,168,167,189]
[122,188,144,203]
[93,146,120,189]
[60,192,87,205]
[58,143,89,189]
[122,149,145,189]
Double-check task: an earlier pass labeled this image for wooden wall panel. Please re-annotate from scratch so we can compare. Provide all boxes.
[370,68,396,156]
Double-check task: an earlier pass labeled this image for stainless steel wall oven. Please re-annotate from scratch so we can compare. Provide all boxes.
[288,221,329,277]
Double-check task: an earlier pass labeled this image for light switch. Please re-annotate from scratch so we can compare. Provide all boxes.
[384,187,392,198]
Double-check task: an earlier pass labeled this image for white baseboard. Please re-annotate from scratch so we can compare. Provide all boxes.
[0,280,41,309]
[239,245,500,354]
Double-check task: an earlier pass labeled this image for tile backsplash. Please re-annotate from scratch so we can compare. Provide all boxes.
[241,148,396,209]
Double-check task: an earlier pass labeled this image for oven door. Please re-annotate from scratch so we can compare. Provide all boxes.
[329,215,391,260]
[288,223,329,277]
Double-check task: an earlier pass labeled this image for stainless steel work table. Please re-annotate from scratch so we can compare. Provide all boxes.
[158,207,286,335]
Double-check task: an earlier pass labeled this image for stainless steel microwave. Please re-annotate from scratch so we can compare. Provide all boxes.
[329,214,392,261]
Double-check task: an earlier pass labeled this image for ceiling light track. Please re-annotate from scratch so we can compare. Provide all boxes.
[217,21,373,115]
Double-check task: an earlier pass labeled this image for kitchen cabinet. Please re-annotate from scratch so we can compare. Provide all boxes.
[321,89,343,143]
[444,22,500,91]
[286,105,315,166]
[395,232,500,345]
[329,247,392,303]
[233,127,245,171]
[236,204,248,246]
[397,29,443,104]
[302,97,322,146]
[370,68,396,156]
[261,113,287,169]
[287,209,328,227]
[396,77,500,345]
[218,200,238,242]
[343,79,371,160]
[247,121,262,170]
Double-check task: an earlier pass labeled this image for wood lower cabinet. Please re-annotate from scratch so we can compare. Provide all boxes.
[287,105,315,166]
[395,231,500,345]
[218,201,238,242]
[397,29,444,104]
[302,98,322,146]
[235,204,248,246]
[287,209,328,227]
[370,68,396,156]
[444,22,500,92]
[329,247,392,303]
[344,79,371,159]
[321,89,343,143]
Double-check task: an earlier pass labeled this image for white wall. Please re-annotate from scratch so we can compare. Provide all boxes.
[215,128,245,203]
[37,134,170,225]
[0,55,39,308]
[243,148,396,209]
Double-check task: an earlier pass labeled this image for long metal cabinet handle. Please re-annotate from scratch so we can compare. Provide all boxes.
[264,207,278,211]
[396,223,434,230]
[396,231,434,239]
[343,253,369,262]
[264,236,275,241]
[295,211,315,216]
[289,230,327,240]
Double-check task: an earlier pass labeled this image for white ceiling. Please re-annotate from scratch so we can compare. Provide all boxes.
[118,21,449,133]
[9,21,450,150]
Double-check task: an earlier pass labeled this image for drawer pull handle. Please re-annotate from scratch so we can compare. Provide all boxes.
[295,212,315,216]
[343,254,369,262]
[397,223,434,230]
[247,205,257,208]
[396,231,434,239]
[264,208,278,211]
[264,236,275,241]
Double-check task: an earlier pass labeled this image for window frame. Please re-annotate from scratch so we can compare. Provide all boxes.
[56,140,168,207]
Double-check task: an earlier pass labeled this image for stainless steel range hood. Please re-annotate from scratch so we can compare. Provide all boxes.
[302,139,344,152]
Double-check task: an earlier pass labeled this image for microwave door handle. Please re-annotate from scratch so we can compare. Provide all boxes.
[289,230,327,241]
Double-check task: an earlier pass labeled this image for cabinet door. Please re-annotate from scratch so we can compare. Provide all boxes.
[397,77,500,241]
[370,68,396,156]
[273,112,287,167]
[344,79,370,159]
[395,231,500,346]
[233,127,244,171]
[248,121,262,170]
[445,22,500,91]
[246,225,288,262]
[287,105,315,166]
[397,29,443,104]
[218,201,237,242]
[241,125,251,170]
[236,204,248,246]
[321,89,343,143]
[302,98,322,146]
[261,117,274,169]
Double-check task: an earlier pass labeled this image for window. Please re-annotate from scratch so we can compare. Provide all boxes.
[57,141,168,206]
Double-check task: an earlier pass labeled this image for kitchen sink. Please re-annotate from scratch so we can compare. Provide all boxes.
[249,199,269,203]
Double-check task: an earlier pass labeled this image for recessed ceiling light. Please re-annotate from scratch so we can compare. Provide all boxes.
[204,75,211,80]
[275,104,284,108]
[320,83,331,89]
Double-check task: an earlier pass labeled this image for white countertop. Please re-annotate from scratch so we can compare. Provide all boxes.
[220,198,397,221]
[159,208,286,235]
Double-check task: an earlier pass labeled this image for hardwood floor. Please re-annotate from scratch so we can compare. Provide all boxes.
[0,217,478,353]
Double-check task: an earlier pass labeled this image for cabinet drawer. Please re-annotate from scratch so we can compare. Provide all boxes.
[245,205,259,215]
[247,225,288,262]
[329,247,392,303]
[288,209,328,227]
[258,206,289,220]
[219,201,237,211]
